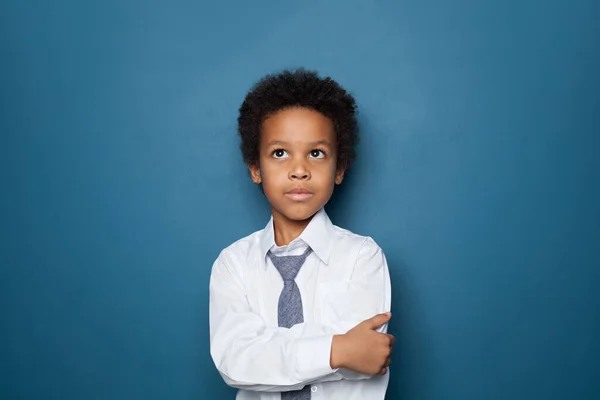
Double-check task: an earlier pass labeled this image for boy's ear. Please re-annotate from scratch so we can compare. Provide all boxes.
[335,168,346,185]
[248,164,262,184]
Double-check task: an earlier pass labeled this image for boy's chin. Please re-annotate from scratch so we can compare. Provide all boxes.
[274,205,321,222]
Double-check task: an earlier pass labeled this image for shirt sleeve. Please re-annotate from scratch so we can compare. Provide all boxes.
[209,253,339,392]
[323,236,392,380]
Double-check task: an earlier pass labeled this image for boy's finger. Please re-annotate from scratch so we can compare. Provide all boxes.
[388,334,396,346]
[364,312,391,329]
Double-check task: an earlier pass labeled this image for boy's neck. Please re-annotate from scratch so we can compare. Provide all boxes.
[271,211,314,247]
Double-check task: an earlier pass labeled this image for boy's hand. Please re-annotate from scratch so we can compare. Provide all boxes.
[330,313,395,375]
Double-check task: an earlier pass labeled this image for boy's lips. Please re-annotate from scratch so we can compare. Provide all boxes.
[285,188,314,201]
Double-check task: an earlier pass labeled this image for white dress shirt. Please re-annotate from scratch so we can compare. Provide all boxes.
[209,208,392,399]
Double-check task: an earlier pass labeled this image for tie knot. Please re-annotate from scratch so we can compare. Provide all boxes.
[268,247,312,281]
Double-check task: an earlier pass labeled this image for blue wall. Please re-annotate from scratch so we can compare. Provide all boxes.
[1,1,599,399]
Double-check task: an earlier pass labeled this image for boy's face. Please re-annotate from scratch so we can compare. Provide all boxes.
[248,107,345,223]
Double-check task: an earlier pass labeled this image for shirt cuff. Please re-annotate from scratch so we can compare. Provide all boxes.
[296,334,337,381]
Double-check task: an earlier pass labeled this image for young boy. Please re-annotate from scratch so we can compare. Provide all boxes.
[209,69,393,400]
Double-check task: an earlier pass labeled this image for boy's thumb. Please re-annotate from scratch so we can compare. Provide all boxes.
[365,312,392,329]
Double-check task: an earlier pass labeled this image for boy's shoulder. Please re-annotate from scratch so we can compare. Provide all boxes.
[214,228,264,266]
[330,223,381,249]
[328,224,385,263]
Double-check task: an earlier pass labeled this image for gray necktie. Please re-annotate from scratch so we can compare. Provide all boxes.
[268,247,313,400]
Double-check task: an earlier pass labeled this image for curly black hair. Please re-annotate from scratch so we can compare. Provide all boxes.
[238,69,358,171]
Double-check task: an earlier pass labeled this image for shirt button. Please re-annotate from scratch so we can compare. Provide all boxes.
[311,386,318,393]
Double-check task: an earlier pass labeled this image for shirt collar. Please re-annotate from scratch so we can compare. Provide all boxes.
[258,208,334,266]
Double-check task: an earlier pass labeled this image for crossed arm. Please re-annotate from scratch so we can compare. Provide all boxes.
[209,238,392,392]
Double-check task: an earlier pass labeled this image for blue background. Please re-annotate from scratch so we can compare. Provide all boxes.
[1,0,599,399]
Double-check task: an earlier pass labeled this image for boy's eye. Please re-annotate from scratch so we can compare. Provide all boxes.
[272,149,288,159]
[309,150,325,159]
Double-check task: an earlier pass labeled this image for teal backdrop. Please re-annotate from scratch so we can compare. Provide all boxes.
[1,0,599,399]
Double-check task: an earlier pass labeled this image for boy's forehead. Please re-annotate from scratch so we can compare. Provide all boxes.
[261,107,336,144]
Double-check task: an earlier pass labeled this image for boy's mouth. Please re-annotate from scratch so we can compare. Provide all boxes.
[285,188,314,201]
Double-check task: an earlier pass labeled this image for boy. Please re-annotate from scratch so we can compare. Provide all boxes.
[209,69,393,399]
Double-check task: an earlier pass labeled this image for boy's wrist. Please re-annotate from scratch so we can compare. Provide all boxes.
[330,334,347,369]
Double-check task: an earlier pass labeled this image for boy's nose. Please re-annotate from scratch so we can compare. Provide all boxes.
[289,162,310,180]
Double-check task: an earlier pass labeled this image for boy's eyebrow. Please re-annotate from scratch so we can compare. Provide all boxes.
[265,140,288,147]
[265,140,332,147]
[309,140,333,147]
